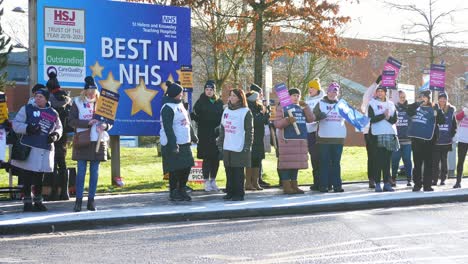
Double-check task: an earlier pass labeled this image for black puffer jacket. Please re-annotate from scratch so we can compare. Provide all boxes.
[247,100,268,162]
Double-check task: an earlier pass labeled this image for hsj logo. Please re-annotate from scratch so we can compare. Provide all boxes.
[54,9,76,26]
[162,15,177,24]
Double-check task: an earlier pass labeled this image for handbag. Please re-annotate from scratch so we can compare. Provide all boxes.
[73,129,91,148]
[11,135,31,160]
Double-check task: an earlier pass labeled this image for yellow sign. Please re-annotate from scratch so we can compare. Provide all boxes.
[94,89,119,123]
[0,94,8,123]
[178,65,193,88]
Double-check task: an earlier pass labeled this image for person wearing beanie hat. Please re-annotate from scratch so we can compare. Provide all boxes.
[432,91,456,186]
[245,91,268,191]
[407,89,445,192]
[313,81,346,193]
[191,80,224,192]
[32,83,46,94]
[250,83,263,95]
[304,78,324,191]
[46,71,61,93]
[69,76,112,212]
[12,84,63,212]
[368,82,398,192]
[160,81,194,201]
[274,86,314,194]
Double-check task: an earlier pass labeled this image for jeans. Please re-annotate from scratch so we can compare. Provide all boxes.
[76,160,100,199]
[391,144,412,181]
[279,169,299,181]
[319,144,343,190]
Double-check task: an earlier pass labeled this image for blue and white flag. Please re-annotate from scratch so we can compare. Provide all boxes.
[335,99,370,132]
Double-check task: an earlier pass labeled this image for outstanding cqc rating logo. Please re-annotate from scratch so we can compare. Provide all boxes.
[44,46,86,83]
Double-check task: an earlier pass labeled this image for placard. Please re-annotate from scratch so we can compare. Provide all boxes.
[429,64,446,91]
[274,83,292,108]
[94,88,120,124]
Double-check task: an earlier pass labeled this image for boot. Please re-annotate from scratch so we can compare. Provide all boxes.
[87,198,96,211]
[23,198,33,212]
[251,168,263,190]
[74,198,82,212]
[244,168,255,191]
[290,180,304,194]
[281,180,296,194]
[179,188,192,201]
[453,175,462,189]
[59,169,70,200]
[33,196,47,211]
[169,189,184,201]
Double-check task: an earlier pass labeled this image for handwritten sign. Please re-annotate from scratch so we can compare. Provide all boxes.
[94,88,120,125]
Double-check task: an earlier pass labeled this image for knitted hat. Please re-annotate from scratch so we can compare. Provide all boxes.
[327,82,340,93]
[438,92,448,100]
[376,85,387,93]
[204,80,216,90]
[84,76,97,89]
[250,83,263,94]
[32,83,46,93]
[308,78,321,91]
[46,70,60,92]
[166,82,183,98]
[35,88,50,101]
[288,88,301,96]
[247,91,259,102]
[419,90,431,100]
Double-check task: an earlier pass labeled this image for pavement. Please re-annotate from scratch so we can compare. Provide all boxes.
[1,178,468,235]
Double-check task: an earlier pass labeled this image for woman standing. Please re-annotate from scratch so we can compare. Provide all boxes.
[12,88,62,212]
[246,91,268,190]
[191,80,224,192]
[160,82,195,201]
[453,105,468,188]
[432,93,456,186]
[368,86,398,192]
[274,88,314,194]
[392,91,413,187]
[407,90,444,192]
[69,77,112,212]
[217,89,253,201]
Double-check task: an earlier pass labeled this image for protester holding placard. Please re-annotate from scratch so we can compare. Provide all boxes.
[407,91,445,192]
[454,104,468,188]
[160,82,195,202]
[12,88,62,212]
[368,86,399,192]
[314,82,346,193]
[70,77,112,211]
[432,92,456,186]
[191,80,224,192]
[392,90,413,187]
[274,88,314,194]
[217,89,253,201]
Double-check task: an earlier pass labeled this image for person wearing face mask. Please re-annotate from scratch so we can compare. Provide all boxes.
[12,88,62,212]
[368,86,399,192]
[69,76,112,211]
[431,92,456,186]
[191,80,224,192]
[407,90,445,192]
[160,82,195,202]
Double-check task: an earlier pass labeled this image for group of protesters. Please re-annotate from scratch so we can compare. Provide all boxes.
[162,75,468,202]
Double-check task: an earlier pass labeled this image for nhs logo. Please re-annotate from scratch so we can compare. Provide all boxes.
[162,16,177,24]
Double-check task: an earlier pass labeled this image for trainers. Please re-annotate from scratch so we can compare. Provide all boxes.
[210,179,220,192]
[204,180,213,192]
[113,177,125,187]
[383,183,395,192]
[375,183,382,192]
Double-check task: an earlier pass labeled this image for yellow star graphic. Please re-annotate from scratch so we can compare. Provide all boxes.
[89,61,104,78]
[125,78,158,116]
[160,73,175,94]
[176,69,182,79]
[98,72,122,93]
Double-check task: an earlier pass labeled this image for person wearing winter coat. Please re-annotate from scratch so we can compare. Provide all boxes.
[368,86,398,192]
[69,77,112,212]
[245,91,268,191]
[217,88,253,201]
[432,92,456,186]
[314,82,346,193]
[407,90,445,192]
[454,104,468,188]
[304,78,324,191]
[160,82,195,202]
[44,70,73,201]
[191,80,224,192]
[12,88,63,212]
[392,90,413,187]
[274,88,314,194]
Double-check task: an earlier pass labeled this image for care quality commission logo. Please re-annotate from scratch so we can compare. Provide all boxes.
[44,46,86,83]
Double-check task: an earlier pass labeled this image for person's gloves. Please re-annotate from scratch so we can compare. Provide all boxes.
[2,120,11,131]
[47,132,60,144]
[376,75,382,84]
[287,116,296,124]
[26,124,41,135]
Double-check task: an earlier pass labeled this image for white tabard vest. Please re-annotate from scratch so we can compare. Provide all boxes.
[160,103,191,146]
[457,115,468,143]
[317,101,346,138]
[221,107,249,152]
[74,97,109,142]
[369,99,397,135]
[305,96,321,133]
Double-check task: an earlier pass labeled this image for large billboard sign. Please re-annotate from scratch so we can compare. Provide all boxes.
[36,0,191,135]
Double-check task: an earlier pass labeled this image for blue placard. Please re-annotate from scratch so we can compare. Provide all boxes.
[36,0,191,135]
[282,104,307,140]
[408,105,435,140]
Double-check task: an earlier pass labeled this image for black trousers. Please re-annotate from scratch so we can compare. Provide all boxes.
[375,146,392,184]
[22,170,45,200]
[202,158,219,180]
[169,167,191,191]
[225,166,245,198]
[365,134,376,183]
[457,142,468,179]
[412,139,434,188]
[432,144,450,183]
